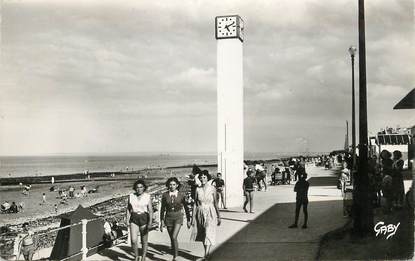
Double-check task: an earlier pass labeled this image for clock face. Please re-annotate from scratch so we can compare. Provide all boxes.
[216,16,238,38]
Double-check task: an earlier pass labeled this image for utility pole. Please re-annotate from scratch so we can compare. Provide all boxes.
[348,46,357,181]
[353,0,373,236]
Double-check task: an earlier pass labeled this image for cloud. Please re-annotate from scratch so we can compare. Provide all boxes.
[164,67,215,91]
[0,0,413,155]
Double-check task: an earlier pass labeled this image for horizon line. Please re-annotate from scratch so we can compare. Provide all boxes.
[0,150,332,157]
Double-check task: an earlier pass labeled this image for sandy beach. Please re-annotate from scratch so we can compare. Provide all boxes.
[0,166,217,227]
[0,165,220,258]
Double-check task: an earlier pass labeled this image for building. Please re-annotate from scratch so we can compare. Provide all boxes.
[370,126,414,169]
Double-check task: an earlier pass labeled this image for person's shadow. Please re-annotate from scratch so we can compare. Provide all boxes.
[118,242,201,261]
[98,247,134,261]
[148,243,201,261]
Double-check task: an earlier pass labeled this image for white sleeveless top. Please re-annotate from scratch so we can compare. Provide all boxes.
[129,193,150,213]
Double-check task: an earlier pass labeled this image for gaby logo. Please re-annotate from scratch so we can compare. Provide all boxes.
[374,221,400,239]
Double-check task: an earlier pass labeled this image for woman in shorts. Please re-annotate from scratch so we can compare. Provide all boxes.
[126,179,153,261]
[18,222,36,261]
[160,177,191,261]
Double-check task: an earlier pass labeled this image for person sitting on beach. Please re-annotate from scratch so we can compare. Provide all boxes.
[243,169,256,213]
[112,221,124,240]
[103,221,113,247]
[126,179,153,261]
[289,173,310,229]
[160,177,191,261]
[69,186,75,198]
[22,185,31,195]
[10,202,18,213]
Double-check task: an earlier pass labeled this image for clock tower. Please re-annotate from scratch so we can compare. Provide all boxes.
[216,15,244,208]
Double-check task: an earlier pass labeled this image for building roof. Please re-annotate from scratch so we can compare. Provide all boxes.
[394,88,415,109]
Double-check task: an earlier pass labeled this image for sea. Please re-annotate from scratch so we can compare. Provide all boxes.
[0,152,294,178]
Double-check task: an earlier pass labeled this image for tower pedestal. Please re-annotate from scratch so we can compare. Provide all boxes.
[217,38,243,208]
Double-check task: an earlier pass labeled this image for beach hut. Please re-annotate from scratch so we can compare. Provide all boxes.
[50,205,104,261]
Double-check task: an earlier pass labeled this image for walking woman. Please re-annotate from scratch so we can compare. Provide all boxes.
[160,177,191,261]
[126,179,153,261]
[18,222,37,261]
[190,171,221,260]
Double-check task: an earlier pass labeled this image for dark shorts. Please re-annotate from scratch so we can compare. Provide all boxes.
[164,211,183,227]
[130,212,149,227]
[21,244,35,256]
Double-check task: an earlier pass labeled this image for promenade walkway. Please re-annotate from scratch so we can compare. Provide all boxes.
[87,164,347,261]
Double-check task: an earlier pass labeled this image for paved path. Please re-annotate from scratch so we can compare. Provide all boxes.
[83,164,347,261]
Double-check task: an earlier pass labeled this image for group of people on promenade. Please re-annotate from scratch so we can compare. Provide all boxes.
[337,148,407,215]
[5,158,314,261]
[377,149,406,212]
[126,170,223,261]
[125,159,313,261]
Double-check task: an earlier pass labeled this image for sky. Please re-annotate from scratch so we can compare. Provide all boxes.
[0,0,414,156]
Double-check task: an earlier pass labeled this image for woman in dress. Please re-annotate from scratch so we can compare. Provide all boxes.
[191,171,221,260]
[160,177,191,261]
[126,179,153,261]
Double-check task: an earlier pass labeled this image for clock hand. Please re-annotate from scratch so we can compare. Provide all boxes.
[225,21,235,32]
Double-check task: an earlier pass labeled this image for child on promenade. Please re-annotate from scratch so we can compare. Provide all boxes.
[212,173,227,209]
[159,177,191,261]
[289,173,309,229]
[243,169,256,213]
[126,179,153,261]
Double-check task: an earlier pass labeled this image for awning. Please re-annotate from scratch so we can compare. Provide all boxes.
[377,134,412,145]
[394,88,415,109]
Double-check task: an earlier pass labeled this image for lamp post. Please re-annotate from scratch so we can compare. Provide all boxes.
[348,46,357,184]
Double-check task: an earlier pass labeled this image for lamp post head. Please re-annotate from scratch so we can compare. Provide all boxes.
[348,46,357,57]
